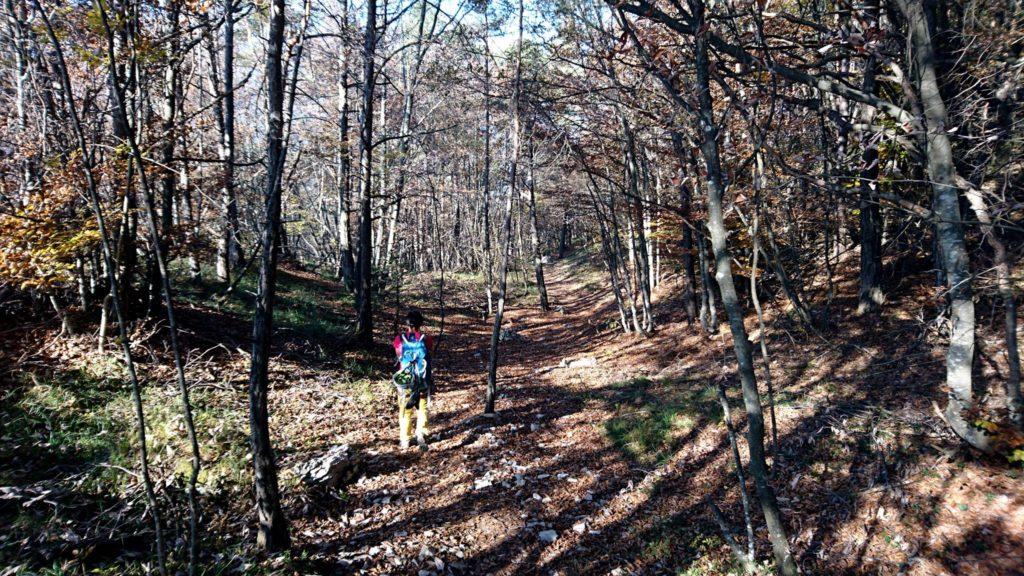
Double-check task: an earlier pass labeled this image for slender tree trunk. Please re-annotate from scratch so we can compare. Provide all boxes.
[527,135,549,311]
[248,0,291,550]
[335,0,355,287]
[95,2,203,569]
[215,0,241,283]
[716,383,756,569]
[857,0,884,314]
[34,5,167,572]
[621,118,654,332]
[671,132,698,324]
[485,0,523,414]
[688,1,796,572]
[957,176,1022,428]
[557,210,571,258]
[482,8,494,316]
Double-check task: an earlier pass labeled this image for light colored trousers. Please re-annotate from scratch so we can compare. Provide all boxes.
[398,389,429,443]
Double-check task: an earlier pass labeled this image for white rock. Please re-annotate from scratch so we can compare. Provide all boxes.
[572,522,587,534]
[294,444,363,488]
[560,357,598,368]
[473,478,493,490]
[538,530,558,543]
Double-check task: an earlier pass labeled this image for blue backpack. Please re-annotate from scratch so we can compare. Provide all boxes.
[399,333,428,380]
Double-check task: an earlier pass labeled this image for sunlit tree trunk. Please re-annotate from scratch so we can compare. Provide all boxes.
[896,0,985,451]
[687,0,797,572]
[485,0,522,414]
[527,134,549,311]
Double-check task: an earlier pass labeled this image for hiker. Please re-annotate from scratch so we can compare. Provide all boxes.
[393,310,436,451]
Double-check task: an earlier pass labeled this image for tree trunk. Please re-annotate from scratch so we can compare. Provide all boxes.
[621,117,654,332]
[688,1,797,572]
[557,210,571,258]
[34,5,167,571]
[335,0,355,288]
[671,131,698,324]
[485,0,523,414]
[857,0,884,314]
[248,0,291,550]
[527,135,549,311]
[957,176,1022,429]
[897,0,986,451]
[355,0,377,345]
[482,8,494,316]
[216,0,241,283]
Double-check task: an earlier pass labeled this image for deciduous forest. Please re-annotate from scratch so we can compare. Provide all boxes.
[1,0,1023,574]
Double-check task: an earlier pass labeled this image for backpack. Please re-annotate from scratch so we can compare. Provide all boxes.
[398,333,428,380]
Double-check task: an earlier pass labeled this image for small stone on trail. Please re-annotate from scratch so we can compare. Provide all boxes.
[538,530,558,543]
[559,356,598,368]
[499,328,524,342]
[573,522,587,534]
[473,478,493,490]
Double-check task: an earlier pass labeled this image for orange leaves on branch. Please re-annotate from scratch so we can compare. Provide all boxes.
[0,160,100,292]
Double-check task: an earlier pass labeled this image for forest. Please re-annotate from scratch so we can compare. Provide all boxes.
[1,0,1023,574]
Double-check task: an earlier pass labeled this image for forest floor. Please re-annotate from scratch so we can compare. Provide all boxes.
[2,254,1024,575]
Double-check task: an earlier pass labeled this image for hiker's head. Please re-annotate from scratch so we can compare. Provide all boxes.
[405,310,424,331]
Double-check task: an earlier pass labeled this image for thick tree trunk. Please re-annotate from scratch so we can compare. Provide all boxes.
[897,0,986,451]
[355,0,377,345]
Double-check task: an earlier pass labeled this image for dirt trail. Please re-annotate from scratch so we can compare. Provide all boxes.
[286,260,1024,576]
[298,262,669,574]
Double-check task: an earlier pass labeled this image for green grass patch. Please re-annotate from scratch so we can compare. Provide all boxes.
[176,264,354,341]
[604,377,720,466]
